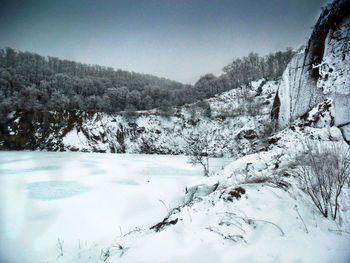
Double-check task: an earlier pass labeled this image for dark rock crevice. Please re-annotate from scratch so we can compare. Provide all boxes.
[307,0,350,79]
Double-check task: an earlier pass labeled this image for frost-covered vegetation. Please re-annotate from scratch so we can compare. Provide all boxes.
[294,140,350,220]
[0,47,294,122]
[0,79,278,158]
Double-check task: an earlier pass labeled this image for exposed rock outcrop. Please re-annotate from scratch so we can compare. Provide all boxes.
[275,0,350,141]
[0,79,278,156]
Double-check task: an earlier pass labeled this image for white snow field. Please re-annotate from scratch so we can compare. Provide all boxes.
[0,151,231,263]
[88,110,350,263]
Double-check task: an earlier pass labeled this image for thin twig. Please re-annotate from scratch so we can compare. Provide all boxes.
[56,237,64,257]
[159,199,170,215]
[328,229,350,235]
[206,226,246,243]
[252,219,285,236]
[294,204,309,233]
[187,207,192,223]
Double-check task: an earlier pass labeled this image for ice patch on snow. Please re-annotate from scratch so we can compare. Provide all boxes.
[0,165,60,175]
[90,169,107,175]
[26,181,91,200]
[114,179,140,186]
[144,166,200,177]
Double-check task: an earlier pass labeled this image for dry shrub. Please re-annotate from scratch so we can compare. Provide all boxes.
[294,141,350,220]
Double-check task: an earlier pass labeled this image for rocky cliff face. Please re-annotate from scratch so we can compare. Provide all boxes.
[275,0,350,141]
[0,80,278,156]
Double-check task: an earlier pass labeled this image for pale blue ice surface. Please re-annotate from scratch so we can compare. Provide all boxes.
[26,181,91,200]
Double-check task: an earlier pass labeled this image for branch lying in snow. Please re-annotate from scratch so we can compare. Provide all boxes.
[150,217,179,232]
[218,212,285,237]
[159,199,170,216]
[56,238,64,258]
[101,244,129,261]
[294,204,309,234]
[187,207,192,223]
[123,227,143,237]
[218,220,246,234]
[252,219,285,237]
[220,211,251,226]
[206,226,247,243]
[328,229,350,235]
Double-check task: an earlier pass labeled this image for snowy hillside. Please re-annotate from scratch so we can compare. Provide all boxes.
[49,100,350,263]
[41,1,350,261]
[0,79,278,158]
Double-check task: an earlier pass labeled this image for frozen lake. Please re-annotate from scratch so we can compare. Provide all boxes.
[0,151,231,262]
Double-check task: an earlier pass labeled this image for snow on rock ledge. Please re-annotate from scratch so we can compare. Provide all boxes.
[275,0,350,141]
[0,80,279,156]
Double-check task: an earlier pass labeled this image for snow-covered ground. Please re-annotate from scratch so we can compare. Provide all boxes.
[0,151,231,263]
[1,104,349,263]
[94,121,350,263]
[1,82,349,263]
[61,100,349,263]
[1,102,349,263]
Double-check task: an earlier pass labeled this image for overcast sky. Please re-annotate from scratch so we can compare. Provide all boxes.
[0,0,328,84]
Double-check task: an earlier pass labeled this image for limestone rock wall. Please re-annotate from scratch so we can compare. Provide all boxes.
[276,0,350,140]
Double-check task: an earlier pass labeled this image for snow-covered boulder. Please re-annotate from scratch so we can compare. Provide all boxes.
[184,182,219,203]
[274,0,350,141]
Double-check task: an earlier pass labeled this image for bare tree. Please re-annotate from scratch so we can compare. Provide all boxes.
[294,141,350,220]
[184,127,215,176]
[0,46,294,114]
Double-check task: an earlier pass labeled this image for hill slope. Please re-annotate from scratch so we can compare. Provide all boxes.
[0,79,277,157]
[53,1,350,261]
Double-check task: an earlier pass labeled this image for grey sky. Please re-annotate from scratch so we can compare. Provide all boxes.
[0,0,327,84]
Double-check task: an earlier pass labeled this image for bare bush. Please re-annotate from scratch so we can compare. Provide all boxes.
[101,244,129,261]
[184,128,216,176]
[294,141,350,220]
[259,120,277,140]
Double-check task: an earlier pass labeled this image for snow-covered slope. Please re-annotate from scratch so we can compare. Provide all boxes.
[49,1,350,261]
[0,79,278,157]
[53,100,350,263]
[275,0,350,141]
